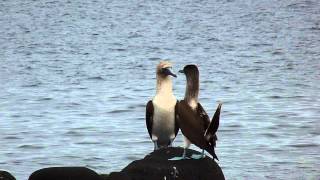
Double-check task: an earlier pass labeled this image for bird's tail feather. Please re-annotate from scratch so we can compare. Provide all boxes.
[206,147,219,161]
[204,103,222,137]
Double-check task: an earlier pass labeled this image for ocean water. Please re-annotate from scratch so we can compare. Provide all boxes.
[1,0,320,179]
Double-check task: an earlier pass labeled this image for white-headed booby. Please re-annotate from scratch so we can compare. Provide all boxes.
[146,61,179,150]
[178,64,222,160]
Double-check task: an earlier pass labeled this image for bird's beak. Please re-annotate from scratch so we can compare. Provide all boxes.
[179,69,184,73]
[163,68,177,78]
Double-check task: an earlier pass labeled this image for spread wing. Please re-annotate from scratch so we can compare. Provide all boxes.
[204,103,222,147]
[197,103,210,133]
[146,100,154,139]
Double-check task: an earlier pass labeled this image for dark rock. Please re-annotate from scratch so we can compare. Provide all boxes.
[28,167,101,180]
[107,172,131,180]
[100,174,109,180]
[0,170,16,180]
[116,147,225,180]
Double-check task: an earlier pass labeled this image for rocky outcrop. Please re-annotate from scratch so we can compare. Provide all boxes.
[3,147,224,180]
[0,170,16,180]
[104,147,225,180]
[28,167,101,180]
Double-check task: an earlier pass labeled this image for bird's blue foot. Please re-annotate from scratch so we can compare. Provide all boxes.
[168,156,190,161]
[190,154,205,159]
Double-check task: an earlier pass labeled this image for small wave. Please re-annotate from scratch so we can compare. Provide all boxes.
[202,80,214,83]
[148,46,161,51]
[62,13,70,16]
[38,97,53,101]
[149,57,161,61]
[4,136,21,140]
[254,61,268,64]
[108,95,123,100]
[87,76,105,80]
[128,32,143,38]
[177,36,190,40]
[208,37,220,41]
[110,48,126,52]
[272,51,284,55]
[78,113,91,117]
[250,43,272,47]
[287,1,315,9]
[299,125,311,129]
[267,125,278,130]
[277,114,288,118]
[18,144,44,149]
[22,82,42,88]
[247,67,262,72]
[76,141,100,145]
[261,133,278,138]
[77,87,88,90]
[68,102,81,106]
[108,109,132,114]
[62,155,79,159]
[310,27,320,31]
[65,130,83,137]
[268,95,282,99]
[226,124,242,128]
[310,131,320,135]
[25,66,33,70]
[289,143,319,148]
[236,54,259,58]
[127,105,137,110]
[287,95,306,99]
[269,148,284,152]
[39,162,56,166]
[11,114,21,118]
[294,83,310,88]
[218,128,235,132]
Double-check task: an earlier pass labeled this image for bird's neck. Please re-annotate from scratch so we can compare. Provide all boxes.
[184,77,199,108]
[156,76,173,96]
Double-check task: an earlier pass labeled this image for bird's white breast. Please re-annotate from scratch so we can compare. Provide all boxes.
[152,94,176,139]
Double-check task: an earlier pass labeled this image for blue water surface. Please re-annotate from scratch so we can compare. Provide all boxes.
[1,0,320,179]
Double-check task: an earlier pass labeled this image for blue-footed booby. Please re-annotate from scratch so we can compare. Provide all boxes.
[146,61,179,150]
[177,64,221,160]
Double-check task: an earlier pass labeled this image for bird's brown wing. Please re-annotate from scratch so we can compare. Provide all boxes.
[174,100,180,137]
[146,100,154,139]
[177,100,206,148]
[178,100,220,160]
[197,103,210,133]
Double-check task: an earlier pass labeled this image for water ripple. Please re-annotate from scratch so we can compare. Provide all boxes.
[1,0,320,179]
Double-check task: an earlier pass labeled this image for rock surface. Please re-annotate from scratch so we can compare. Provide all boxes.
[4,147,224,180]
[28,167,101,180]
[0,170,16,180]
[104,147,225,180]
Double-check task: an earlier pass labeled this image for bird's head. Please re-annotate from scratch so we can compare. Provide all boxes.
[179,64,199,79]
[156,61,177,78]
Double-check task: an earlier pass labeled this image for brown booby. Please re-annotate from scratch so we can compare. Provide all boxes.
[177,64,222,160]
[146,61,179,150]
